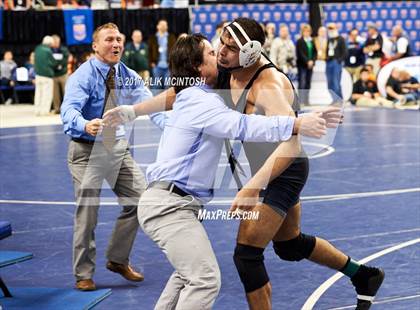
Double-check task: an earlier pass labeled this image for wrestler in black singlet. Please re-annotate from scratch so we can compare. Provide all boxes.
[217,63,309,216]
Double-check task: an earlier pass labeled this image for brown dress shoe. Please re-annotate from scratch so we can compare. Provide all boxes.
[76,279,96,291]
[106,261,144,282]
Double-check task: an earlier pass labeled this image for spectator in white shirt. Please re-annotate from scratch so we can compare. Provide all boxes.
[389,25,411,61]
[270,24,296,77]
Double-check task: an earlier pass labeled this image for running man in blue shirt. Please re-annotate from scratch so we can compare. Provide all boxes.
[61,23,163,291]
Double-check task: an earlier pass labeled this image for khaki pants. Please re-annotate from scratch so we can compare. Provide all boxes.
[356,96,394,108]
[366,57,381,77]
[138,187,221,310]
[53,74,68,114]
[68,139,147,280]
[34,75,54,116]
[345,66,362,82]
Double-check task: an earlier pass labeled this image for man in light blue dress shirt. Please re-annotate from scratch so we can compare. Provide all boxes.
[113,34,324,310]
[61,23,163,291]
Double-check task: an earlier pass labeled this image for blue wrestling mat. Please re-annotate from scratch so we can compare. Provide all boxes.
[0,109,419,309]
[0,287,112,309]
[0,251,33,268]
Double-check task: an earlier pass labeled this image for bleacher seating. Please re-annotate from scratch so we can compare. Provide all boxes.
[191,3,309,43]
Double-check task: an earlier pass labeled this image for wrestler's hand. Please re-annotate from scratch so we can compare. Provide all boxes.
[230,187,261,213]
[295,112,327,138]
[317,106,343,128]
[85,118,103,136]
[103,105,136,127]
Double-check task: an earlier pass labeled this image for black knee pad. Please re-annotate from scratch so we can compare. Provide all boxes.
[233,243,269,293]
[273,233,316,262]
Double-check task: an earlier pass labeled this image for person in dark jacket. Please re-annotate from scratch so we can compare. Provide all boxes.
[388,25,411,62]
[296,23,317,106]
[345,28,365,82]
[0,50,17,105]
[351,68,394,108]
[363,23,383,76]
[148,19,177,90]
[326,23,347,101]
[122,29,150,82]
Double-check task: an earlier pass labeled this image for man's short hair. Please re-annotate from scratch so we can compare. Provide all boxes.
[93,23,119,42]
[42,35,54,46]
[169,33,207,93]
[216,20,227,30]
[300,24,312,35]
[225,18,265,47]
[367,23,377,30]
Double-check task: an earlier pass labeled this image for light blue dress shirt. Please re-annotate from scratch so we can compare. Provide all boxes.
[146,85,295,203]
[61,57,164,140]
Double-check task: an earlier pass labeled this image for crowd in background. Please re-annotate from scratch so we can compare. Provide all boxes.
[258,21,418,108]
[0,0,183,10]
[1,17,419,111]
[0,18,182,114]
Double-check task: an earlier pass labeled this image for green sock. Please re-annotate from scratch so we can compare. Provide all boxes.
[340,256,360,278]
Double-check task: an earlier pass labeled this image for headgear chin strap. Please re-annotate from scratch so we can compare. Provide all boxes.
[217,63,242,73]
[225,22,262,68]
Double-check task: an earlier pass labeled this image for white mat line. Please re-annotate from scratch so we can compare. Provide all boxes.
[329,228,420,242]
[327,293,420,310]
[311,162,420,174]
[1,187,418,207]
[208,187,420,205]
[1,120,419,138]
[301,238,420,309]
[0,130,63,139]
[13,222,110,235]
[131,143,159,149]
[342,122,420,129]
[301,187,420,200]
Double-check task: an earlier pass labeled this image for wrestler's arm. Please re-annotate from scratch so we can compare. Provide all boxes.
[103,87,176,126]
[251,76,301,183]
[133,87,176,115]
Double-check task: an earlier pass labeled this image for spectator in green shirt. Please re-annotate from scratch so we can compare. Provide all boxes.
[34,35,56,116]
[122,30,150,83]
[52,34,69,114]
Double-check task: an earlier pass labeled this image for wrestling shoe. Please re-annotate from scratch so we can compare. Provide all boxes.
[351,265,385,310]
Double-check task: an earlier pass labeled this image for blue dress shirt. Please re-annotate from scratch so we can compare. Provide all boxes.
[157,32,169,69]
[146,85,295,203]
[61,57,163,140]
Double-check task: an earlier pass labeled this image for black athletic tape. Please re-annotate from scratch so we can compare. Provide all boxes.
[273,233,316,262]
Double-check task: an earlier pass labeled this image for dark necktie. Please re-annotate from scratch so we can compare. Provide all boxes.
[224,140,246,191]
[102,67,117,151]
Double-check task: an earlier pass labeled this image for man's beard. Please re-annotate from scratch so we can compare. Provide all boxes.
[217,63,242,73]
